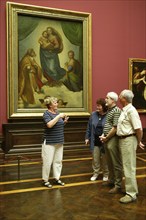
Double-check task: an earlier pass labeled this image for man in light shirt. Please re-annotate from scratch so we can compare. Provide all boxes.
[117,89,145,204]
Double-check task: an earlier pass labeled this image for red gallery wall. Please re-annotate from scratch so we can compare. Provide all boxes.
[0,0,146,134]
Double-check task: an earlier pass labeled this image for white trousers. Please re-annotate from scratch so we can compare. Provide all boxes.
[42,141,64,182]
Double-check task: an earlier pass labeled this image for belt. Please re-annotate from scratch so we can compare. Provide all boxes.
[118,134,136,139]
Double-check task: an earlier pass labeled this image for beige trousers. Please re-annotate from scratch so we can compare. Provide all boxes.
[119,136,138,198]
[92,146,109,178]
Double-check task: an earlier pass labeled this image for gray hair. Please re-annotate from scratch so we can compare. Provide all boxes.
[120,89,134,103]
[44,96,57,107]
[107,92,118,102]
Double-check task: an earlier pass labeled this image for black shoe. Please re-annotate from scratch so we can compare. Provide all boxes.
[42,181,52,188]
[54,179,65,186]
[102,181,115,187]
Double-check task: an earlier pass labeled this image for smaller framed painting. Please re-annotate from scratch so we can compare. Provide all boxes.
[129,58,146,113]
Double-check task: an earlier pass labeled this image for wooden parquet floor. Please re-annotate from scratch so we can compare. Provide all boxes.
[0,151,146,220]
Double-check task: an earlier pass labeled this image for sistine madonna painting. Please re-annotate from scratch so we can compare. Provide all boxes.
[18,15,83,109]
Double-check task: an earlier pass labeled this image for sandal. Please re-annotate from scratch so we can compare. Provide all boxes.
[42,181,52,188]
[54,179,65,186]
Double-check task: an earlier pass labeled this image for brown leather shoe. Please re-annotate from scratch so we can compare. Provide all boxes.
[119,195,136,204]
[108,187,121,194]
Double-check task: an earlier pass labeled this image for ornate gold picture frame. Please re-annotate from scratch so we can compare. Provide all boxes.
[7,2,92,118]
[129,58,146,113]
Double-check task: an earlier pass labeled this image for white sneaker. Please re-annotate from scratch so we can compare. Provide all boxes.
[103,176,108,182]
[90,174,98,181]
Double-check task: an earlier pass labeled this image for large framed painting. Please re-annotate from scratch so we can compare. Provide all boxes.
[7,2,92,118]
[129,58,146,113]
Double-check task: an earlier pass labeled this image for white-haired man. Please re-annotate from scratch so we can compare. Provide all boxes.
[117,89,144,204]
[100,92,123,194]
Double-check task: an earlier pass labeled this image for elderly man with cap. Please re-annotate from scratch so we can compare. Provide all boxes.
[117,89,145,204]
[100,92,123,194]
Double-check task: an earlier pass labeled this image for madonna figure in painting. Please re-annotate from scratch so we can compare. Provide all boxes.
[39,27,66,83]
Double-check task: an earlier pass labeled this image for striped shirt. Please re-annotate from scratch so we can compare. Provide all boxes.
[103,106,121,136]
[42,110,64,144]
